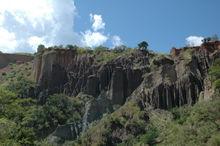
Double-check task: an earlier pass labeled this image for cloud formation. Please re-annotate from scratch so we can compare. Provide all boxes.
[81,13,108,47]
[0,0,123,52]
[112,35,123,47]
[82,13,123,48]
[0,0,79,53]
[90,14,105,31]
[81,30,108,47]
[186,36,204,47]
[0,28,18,52]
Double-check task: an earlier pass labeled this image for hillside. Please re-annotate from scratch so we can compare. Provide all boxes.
[0,42,220,146]
[0,53,33,69]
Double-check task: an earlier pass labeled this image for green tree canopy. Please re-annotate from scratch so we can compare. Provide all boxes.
[138,41,149,50]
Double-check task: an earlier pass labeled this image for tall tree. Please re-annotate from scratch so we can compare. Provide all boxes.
[138,41,149,50]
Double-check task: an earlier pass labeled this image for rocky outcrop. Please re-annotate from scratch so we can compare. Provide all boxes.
[109,67,125,105]
[33,49,76,92]
[48,122,81,143]
[32,42,220,143]
[82,97,113,132]
[33,49,146,105]
[132,42,220,109]
[33,42,220,109]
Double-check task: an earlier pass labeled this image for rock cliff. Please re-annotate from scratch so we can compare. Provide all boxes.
[32,41,220,142]
[34,42,220,107]
[33,48,147,105]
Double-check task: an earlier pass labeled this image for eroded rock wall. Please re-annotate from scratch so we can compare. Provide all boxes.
[33,49,146,105]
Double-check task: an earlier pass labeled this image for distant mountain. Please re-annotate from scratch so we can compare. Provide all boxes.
[0,53,33,69]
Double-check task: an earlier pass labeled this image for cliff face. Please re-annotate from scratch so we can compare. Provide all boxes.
[33,49,76,91]
[33,49,147,105]
[32,42,220,142]
[33,42,220,109]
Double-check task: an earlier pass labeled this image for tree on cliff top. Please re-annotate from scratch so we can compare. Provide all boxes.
[138,41,149,50]
[202,34,219,43]
[37,44,45,52]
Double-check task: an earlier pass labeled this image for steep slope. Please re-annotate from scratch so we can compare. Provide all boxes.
[33,48,147,105]
[72,42,220,146]
[132,42,220,109]
[29,41,220,144]
[33,41,220,107]
[0,41,220,145]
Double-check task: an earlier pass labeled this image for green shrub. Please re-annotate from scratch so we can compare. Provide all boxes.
[139,126,158,145]
[214,79,220,89]
[171,106,191,124]
[6,76,34,96]
[155,99,220,146]
[209,58,220,89]
[77,48,88,54]
[94,46,108,53]
[2,72,6,76]
[207,133,220,146]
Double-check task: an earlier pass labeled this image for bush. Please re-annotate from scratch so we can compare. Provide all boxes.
[6,76,34,97]
[139,126,158,145]
[0,86,86,145]
[94,46,108,53]
[171,106,191,124]
[2,72,6,76]
[207,133,220,146]
[209,58,220,89]
[156,99,220,146]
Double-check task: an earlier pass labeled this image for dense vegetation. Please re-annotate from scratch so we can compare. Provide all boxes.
[209,58,220,89]
[72,97,219,146]
[0,76,86,145]
[1,80,219,146]
[37,44,136,64]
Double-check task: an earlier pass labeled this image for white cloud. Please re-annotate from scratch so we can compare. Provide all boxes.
[81,14,108,47]
[28,36,47,51]
[82,14,123,48]
[81,30,108,47]
[0,28,18,53]
[0,0,123,52]
[90,13,105,31]
[112,35,123,47]
[186,36,204,47]
[0,0,79,53]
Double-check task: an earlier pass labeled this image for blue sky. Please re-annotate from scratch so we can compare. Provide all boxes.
[75,0,220,52]
[0,0,219,53]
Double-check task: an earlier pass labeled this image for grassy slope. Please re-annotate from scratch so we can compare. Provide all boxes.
[152,98,220,146]
[0,62,34,85]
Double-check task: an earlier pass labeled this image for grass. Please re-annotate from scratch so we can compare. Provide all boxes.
[151,98,220,146]
[209,58,220,90]
[0,62,34,86]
